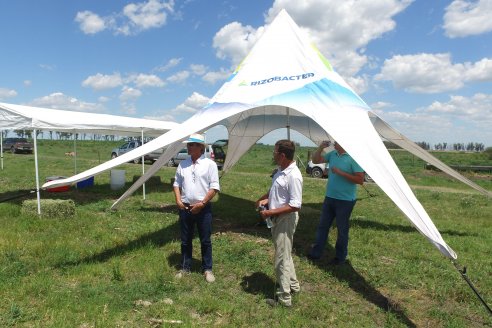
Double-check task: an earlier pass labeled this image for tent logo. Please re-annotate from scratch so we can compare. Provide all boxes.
[242,73,315,86]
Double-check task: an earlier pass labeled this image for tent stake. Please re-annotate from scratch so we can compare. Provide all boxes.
[453,261,492,316]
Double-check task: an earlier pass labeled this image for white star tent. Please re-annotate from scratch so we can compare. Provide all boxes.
[43,10,491,259]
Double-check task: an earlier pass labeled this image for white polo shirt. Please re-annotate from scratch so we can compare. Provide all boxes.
[173,155,220,205]
[268,161,303,210]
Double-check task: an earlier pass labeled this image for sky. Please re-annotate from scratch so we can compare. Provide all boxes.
[1,0,491,147]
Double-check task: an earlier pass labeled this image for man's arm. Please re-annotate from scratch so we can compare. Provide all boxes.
[331,167,365,185]
[312,141,330,164]
[173,186,187,210]
[261,204,299,219]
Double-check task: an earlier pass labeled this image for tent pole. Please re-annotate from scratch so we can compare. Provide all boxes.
[33,129,41,215]
[74,132,77,174]
[1,130,3,170]
[453,261,492,315]
[141,129,146,200]
[286,107,291,141]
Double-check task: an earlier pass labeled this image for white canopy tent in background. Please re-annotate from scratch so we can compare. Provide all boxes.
[43,10,491,260]
[0,102,178,214]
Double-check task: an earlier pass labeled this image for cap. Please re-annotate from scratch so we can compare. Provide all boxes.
[182,133,206,144]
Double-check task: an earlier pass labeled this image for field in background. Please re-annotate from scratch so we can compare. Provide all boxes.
[0,140,491,327]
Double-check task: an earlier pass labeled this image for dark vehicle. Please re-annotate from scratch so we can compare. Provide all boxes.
[110,140,164,164]
[2,138,34,154]
[212,139,227,168]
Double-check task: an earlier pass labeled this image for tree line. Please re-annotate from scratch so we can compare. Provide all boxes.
[384,140,487,152]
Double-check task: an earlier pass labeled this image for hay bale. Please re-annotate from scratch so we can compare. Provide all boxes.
[22,199,75,218]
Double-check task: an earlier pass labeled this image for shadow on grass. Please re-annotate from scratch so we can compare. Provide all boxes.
[240,272,275,298]
[55,220,179,267]
[307,252,417,328]
[349,216,475,237]
[0,175,174,207]
[167,252,202,272]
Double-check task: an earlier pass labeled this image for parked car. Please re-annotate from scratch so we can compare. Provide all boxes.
[2,138,34,154]
[306,160,328,178]
[110,140,164,164]
[168,142,226,169]
[306,160,372,182]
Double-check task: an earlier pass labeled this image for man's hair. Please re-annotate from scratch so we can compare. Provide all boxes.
[275,139,295,160]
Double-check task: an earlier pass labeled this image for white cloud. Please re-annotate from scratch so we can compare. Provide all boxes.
[213,22,264,66]
[172,92,210,114]
[167,70,190,84]
[28,92,104,112]
[421,93,492,122]
[202,68,231,84]
[443,0,492,38]
[212,0,413,77]
[39,64,56,70]
[0,88,17,100]
[143,113,177,122]
[123,0,172,31]
[75,0,175,36]
[190,64,208,76]
[75,11,106,34]
[375,53,492,93]
[375,93,492,144]
[464,58,492,82]
[370,101,394,110]
[129,73,165,88]
[345,75,369,95]
[154,57,182,72]
[119,86,142,101]
[23,80,32,87]
[82,73,123,91]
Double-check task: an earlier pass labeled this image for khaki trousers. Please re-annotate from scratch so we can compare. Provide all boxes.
[271,211,300,305]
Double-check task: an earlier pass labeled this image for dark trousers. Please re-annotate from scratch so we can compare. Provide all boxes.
[178,203,213,272]
[310,197,356,261]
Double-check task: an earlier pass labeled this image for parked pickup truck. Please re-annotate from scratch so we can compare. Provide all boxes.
[111,140,164,164]
[2,138,34,154]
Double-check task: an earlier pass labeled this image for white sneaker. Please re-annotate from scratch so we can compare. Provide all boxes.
[175,270,190,279]
[265,298,292,307]
[204,270,215,283]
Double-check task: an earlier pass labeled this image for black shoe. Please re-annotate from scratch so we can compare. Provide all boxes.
[306,253,320,261]
[328,258,345,266]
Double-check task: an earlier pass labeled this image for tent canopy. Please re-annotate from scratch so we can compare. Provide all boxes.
[0,102,178,137]
[43,10,491,260]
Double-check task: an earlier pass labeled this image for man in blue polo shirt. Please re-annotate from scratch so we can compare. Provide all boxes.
[307,141,364,265]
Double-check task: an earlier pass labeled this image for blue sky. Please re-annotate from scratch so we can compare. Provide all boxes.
[1,0,491,147]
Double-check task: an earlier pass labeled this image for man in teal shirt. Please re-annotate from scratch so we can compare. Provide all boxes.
[307,141,364,264]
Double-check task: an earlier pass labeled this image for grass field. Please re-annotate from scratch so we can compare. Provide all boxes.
[0,140,491,327]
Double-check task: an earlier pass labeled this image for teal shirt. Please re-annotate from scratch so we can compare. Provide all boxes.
[324,150,363,201]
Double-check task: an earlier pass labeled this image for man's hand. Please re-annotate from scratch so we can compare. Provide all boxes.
[176,200,187,210]
[189,202,205,214]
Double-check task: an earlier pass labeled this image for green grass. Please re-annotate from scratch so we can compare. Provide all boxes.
[0,140,491,327]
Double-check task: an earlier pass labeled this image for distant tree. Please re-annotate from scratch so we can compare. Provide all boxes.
[416,141,430,150]
[485,147,492,160]
[14,129,25,138]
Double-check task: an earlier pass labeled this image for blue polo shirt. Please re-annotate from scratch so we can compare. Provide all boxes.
[324,150,363,201]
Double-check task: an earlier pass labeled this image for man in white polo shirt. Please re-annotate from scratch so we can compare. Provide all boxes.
[173,133,220,283]
[256,139,303,307]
